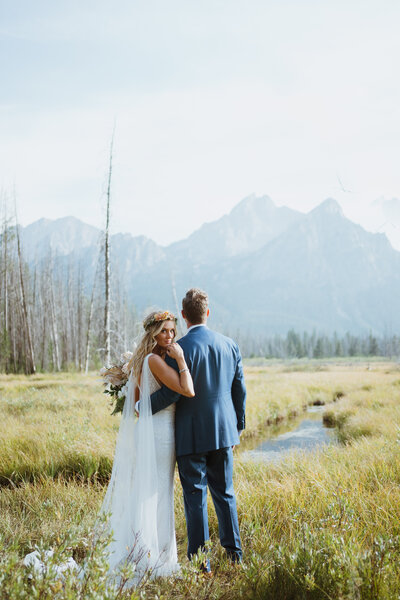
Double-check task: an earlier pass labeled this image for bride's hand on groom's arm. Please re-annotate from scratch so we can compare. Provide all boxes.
[148,352,195,398]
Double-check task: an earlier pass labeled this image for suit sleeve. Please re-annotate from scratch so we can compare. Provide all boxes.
[150,354,182,415]
[231,343,246,431]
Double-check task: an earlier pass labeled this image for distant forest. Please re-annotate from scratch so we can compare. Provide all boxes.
[233,329,400,361]
[1,208,399,375]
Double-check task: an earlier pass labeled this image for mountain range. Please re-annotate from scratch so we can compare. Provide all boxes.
[20,195,400,335]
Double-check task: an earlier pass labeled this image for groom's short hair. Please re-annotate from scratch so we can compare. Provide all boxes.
[182,288,209,324]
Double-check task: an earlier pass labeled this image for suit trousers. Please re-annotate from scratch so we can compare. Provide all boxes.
[177,446,242,563]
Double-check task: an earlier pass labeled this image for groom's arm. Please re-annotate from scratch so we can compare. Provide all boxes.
[231,343,246,431]
[150,354,182,414]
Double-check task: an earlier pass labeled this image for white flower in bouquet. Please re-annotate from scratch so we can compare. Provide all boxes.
[121,351,133,363]
[120,383,128,398]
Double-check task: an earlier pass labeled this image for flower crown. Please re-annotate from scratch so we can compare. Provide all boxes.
[144,311,177,331]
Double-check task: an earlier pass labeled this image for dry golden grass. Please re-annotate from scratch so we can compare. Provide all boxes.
[1,361,400,598]
[0,372,117,484]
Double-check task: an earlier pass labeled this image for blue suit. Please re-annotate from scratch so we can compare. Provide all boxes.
[151,325,246,564]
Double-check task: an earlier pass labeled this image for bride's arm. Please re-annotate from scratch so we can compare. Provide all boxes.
[148,345,195,397]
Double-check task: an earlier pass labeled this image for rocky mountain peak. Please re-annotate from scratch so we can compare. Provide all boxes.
[167,194,302,263]
[230,194,274,217]
[21,215,101,258]
[311,197,344,217]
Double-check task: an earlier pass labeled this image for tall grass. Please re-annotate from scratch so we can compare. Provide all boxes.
[0,373,116,484]
[1,362,400,598]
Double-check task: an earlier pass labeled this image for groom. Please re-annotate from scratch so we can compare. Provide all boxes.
[151,288,246,570]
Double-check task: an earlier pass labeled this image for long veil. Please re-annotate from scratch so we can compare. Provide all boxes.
[98,355,159,581]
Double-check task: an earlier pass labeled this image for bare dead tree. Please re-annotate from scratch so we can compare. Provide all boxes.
[48,255,61,371]
[85,247,102,374]
[14,195,36,374]
[40,283,47,371]
[76,262,83,370]
[170,268,184,335]
[104,127,115,366]
[1,197,11,372]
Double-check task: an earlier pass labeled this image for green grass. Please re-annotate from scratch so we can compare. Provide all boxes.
[1,362,400,598]
[0,373,117,485]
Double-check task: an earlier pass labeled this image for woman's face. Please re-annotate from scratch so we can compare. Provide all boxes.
[154,320,176,349]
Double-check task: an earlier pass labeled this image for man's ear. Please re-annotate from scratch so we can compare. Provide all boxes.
[206,308,210,317]
[181,310,186,320]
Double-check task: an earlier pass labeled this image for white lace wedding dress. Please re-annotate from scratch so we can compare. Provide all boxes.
[24,354,178,585]
[150,368,178,571]
[99,353,179,584]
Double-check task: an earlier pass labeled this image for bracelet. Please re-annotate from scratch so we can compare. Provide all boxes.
[179,367,189,373]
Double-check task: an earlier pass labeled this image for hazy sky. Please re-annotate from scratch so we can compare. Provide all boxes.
[1,0,400,247]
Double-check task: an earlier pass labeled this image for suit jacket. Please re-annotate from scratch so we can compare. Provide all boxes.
[151,325,246,457]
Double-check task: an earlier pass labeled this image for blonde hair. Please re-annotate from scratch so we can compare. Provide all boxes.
[130,311,177,380]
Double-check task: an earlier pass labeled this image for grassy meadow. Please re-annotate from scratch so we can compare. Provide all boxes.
[1,361,400,599]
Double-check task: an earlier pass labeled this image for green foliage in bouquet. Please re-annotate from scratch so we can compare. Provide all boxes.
[103,385,126,416]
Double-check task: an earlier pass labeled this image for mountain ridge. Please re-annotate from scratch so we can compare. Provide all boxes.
[17,195,400,335]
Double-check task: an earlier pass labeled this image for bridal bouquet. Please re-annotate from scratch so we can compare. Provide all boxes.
[100,351,133,415]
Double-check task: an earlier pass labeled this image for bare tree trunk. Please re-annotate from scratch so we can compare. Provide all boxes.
[49,259,61,371]
[31,263,38,368]
[41,300,47,371]
[104,128,115,366]
[170,268,184,334]
[67,261,75,368]
[76,264,82,370]
[4,227,8,373]
[1,202,10,373]
[14,198,36,374]
[11,309,17,372]
[85,249,101,374]
[85,294,95,374]
[39,266,48,371]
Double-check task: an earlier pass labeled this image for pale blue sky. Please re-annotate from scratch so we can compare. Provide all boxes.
[1,1,400,246]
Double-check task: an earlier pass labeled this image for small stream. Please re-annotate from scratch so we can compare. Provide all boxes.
[240,406,336,462]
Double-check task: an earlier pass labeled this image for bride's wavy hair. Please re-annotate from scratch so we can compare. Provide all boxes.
[130,310,177,380]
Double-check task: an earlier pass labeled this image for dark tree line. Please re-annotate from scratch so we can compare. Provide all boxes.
[232,328,400,360]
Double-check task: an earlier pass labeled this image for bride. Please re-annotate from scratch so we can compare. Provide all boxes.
[99,310,194,584]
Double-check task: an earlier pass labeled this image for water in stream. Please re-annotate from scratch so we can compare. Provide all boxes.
[241,406,336,462]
